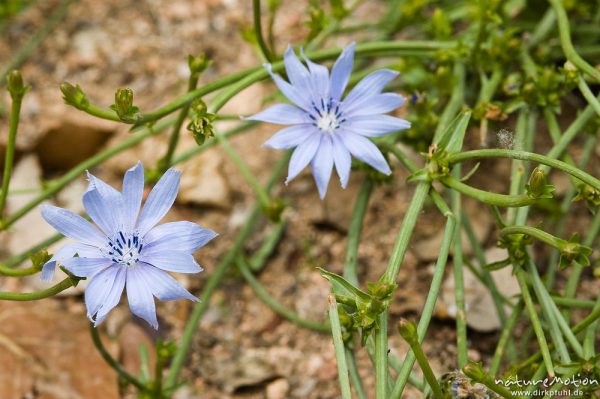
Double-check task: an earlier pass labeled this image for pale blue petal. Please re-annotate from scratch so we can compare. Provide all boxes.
[345,115,411,137]
[331,134,352,188]
[42,205,105,247]
[286,133,322,184]
[41,244,78,281]
[264,64,310,111]
[138,263,198,302]
[122,161,144,231]
[330,43,355,101]
[341,133,391,175]
[62,257,112,278]
[300,48,330,100]
[343,93,406,117]
[85,265,125,326]
[83,186,121,236]
[72,243,104,258]
[245,104,308,125]
[126,266,158,329]
[264,124,316,150]
[310,135,334,199]
[139,251,203,274]
[283,46,311,91]
[143,221,217,254]
[343,69,399,105]
[137,169,180,236]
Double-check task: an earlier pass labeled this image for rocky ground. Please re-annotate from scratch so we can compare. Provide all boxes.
[1,1,599,398]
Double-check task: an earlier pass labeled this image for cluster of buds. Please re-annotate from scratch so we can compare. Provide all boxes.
[186,99,216,146]
[110,88,140,123]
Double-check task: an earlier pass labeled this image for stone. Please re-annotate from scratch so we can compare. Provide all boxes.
[0,300,119,399]
[266,378,290,399]
[437,247,520,332]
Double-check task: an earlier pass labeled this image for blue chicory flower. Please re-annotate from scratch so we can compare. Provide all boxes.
[41,162,217,329]
[246,43,410,198]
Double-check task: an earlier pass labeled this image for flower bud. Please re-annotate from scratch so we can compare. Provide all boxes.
[60,82,89,110]
[462,361,487,383]
[7,70,30,99]
[397,318,418,344]
[527,167,546,197]
[110,88,140,122]
[188,53,211,77]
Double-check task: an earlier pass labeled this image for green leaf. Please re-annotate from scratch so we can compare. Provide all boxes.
[318,267,372,302]
[434,110,472,153]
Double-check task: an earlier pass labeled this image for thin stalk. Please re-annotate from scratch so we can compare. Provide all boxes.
[159,72,200,172]
[0,0,74,85]
[577,75,600,117]
[506,110,529,224]
[500,225,570,251]
[446,150,600,191]
[382,182,430,283]
[89,324,147,392]
[343,179,373,285]
[451,166,468,368]
[345,347,367,399]
[552,296,596,309]
[236,257,329,332]
[439,176,535,207]
[390,216,456,398]
[526,261,572,363]
[252,0,274,61]
[526,7,557,49]
[0,264,39,277]
[0,74,26,219]
[563,210,600,315]
[374,313,388,399]
[2,117,176,230]
[549,0,600,82]
[328,295,352,399]
[516,268,555,377]
[490,300,523,375]
[164,153,288,391]
[0,276,80,301]
[248,220,286,272]
[583,298,600,358]
[212,131,272,210]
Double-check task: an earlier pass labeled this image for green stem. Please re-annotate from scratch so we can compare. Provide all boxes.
[236,257,329,332]
[549,0,600,82]
[328,295,352,399]
[583,297,600,358]
[343,179,373,285]
[0,75,25,219]
[0,0,74,85]
[0,263,40,277]
[440,176,535,207]
[526,6,557,49]
[212,131,272,210]
[382,182,430,283]
[506,110,529,224]
[451,167,468,368]
[89,324,147,392]
[345,347,367,399]
[552,296,596,309]
[577,74,600,117]
[446,149,600,191]
[515,268,555,377]
[490,301,523,375]
[164,153,288,392]
[252,0,274,61]
[0,276,80,300]
[500,225,567,251]
[159,73,200,172]
[248,220,286,272]
[374,313,388,399]
[1,117,175,230]
[390,215,455,398]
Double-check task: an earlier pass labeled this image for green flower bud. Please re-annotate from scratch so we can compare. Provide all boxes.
[187,99,216,146]
[60,82,89,110]
[110,88,140,122]
[397,318,418,344]
[7,70,30,99]
[462,361,487,382]
[188,53,212,77]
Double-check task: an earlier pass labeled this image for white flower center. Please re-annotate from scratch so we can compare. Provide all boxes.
[317,112,339,133]
[310,97,345,134]
[106,231,143,267]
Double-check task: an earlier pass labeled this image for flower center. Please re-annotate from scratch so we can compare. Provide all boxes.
[310,97,345,134]
[107,231,143,267]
